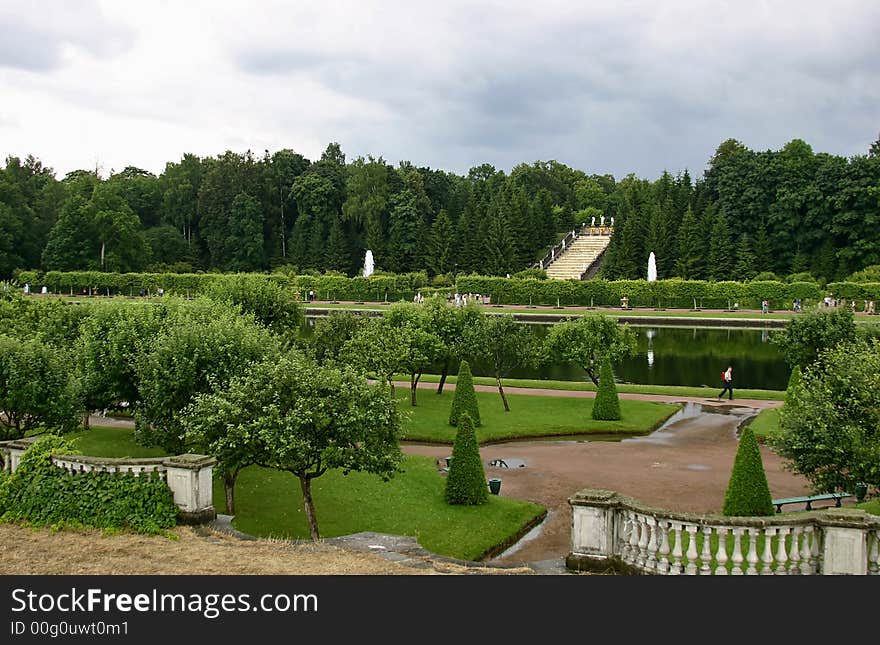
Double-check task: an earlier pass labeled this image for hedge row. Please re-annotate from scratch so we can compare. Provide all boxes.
[455,276,830,309]
[15,270,880,309]
[14,270,436,302]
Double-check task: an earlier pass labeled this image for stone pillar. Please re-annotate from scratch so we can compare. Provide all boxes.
[567,489,620,571]
[0,438,38,472]
[163,454,217,524]
[818,510,872,575]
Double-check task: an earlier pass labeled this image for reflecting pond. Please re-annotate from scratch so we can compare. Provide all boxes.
[511,324,789,390]
[302,318,789,390]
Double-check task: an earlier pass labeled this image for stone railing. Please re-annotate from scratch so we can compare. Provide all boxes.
[568,489,880,575]
[0,438,216,524]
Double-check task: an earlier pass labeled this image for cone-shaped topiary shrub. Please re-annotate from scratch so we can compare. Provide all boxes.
[591,356,621,420]
[722,425,774,516]
[449,360,480,426]
[444,413,488,505]
[784,365,802,406]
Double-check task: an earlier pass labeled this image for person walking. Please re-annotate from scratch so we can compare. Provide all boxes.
[718,365,734,401]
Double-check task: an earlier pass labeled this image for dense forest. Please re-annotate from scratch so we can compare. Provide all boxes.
[1,136,878,283]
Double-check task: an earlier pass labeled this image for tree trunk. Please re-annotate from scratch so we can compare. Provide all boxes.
[100,241,105,269]
[410,373,420,406]
[299,475,320,540]
[496,375,510,412]
[436,360,449,394]
[224,469,239,515]
[587,369,599,387]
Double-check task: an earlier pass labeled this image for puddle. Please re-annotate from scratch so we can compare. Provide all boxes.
[487,458,527,468]
[493,510,553,560]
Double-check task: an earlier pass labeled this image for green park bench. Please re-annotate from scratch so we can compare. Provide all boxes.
[771,492,853,513]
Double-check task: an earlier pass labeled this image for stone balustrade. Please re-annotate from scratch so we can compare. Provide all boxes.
[568,489,880,575]
[0,438,216,524]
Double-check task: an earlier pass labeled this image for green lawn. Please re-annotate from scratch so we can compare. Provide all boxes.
[68,426,169,458]
[217,457,545,561]
[746,408,781,442]
[398,388,679,443]
[406,374,785,401]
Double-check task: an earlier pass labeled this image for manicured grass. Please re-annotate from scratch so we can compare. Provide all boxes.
[398,388,679,443]
[218,456,545,561]
[858,499,880,516]
[67,426,169,458]
[746,408,781,442]
[404,374,786,401]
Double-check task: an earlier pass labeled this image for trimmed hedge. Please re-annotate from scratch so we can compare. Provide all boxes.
[591,357,621,421]
[0,436,178,533]
[449,360,481,427]
[444,413,488,506]
[23,270,880,309]
[20,270,436,303]
[722,426,774,517]
[454,275,826,309]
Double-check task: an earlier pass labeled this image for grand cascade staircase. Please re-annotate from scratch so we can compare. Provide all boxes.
[543,233,611,280]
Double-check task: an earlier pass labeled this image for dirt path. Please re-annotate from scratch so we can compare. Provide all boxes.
[403,402,811,567]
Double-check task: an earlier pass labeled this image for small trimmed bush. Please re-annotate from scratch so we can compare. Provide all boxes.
[722,426,774,516]
[591,357,621,421]
[449,360,481,427]
[784,365,802,407]
[444,413,488,505]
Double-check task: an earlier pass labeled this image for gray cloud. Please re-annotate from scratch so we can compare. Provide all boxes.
[0,3,133,72]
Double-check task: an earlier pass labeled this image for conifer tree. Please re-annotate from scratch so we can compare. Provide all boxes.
[707,207,734,281]
[444,413,488,505]
[734,233,756,281]
[449,360,481,427]
[722,426,774,516]
[591,356,621,421]
[753,223,773,275]
[674,206,703,279]
[428,208,455,276]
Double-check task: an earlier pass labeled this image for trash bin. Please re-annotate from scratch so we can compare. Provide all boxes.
[855,482,868,502]
[488,478,502,495]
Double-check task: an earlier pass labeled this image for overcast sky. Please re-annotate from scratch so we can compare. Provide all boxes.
[1,0,878,182]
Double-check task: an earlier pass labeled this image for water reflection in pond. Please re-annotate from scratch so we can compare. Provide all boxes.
[302,319,789,390]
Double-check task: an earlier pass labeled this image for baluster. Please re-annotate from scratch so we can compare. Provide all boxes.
[869,530,880,575]
[657,520,671,574]
[800,526,814,574]
[617,513,631,561]
[626,512,641,567]
[745,527,759,575]
[761,528,776,575]
[789,527,802,574]
[699,526,713,575]
[775,527,790,575]
[646,517,659,572]
[669,522,683,575]
[636,515,650,570]
[730,527,745,575]
[684,525,698,575]
[811,525,822,573]
[714,527,729,575]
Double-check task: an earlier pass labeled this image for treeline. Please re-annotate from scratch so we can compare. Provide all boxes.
[602,137,880,283]
[1,136,878,283]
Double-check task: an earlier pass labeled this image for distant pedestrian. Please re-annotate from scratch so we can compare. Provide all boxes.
[718,366,734,401]
[761,299,768,314]
[23,283,29,295]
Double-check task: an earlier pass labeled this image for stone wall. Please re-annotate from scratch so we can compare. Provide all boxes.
[0,438,216,524]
